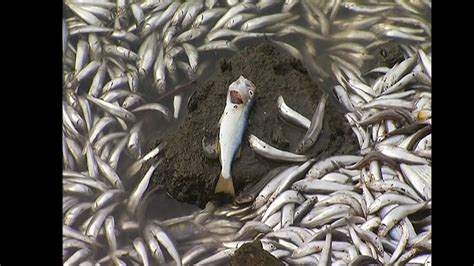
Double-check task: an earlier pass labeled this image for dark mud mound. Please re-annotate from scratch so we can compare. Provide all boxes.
[152,41,359,208]
[372,41,405,68]
[231,240,283,266]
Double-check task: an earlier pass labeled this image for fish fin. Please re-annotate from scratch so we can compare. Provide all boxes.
[215,174,235,196]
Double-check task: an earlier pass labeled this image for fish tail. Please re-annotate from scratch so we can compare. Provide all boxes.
[215,173,235,196]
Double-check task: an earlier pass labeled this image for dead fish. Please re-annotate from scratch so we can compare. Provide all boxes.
[216,76,257,196]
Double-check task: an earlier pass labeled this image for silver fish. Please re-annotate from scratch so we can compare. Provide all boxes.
[235,221,273,240]
[64,248,91,265]
[63,19,68,56]
[104,216,117,251]
[292,178,354,193]
[94,154,124,189]
[296,92,328,154]
[198,40,238,52]
[63,202,92,226]
[192,8,227,27]
[181,1,204,28]
[143,225,165,264]
[223,13,256,29]
[130,3,145,26]
[215,76,256,195]
[182,244,219,265]
[86,95,136,122]
[132,103,172,121]
[379,201,430,236]
[241,13,292,32]
[127,160,160,216]
[248,134,308,162]
[140,2,179,37]
[262,190,305,221]
[211,3,256,32]
[149,222,182,266]
[69,25,113,35]
[133,237,150,266]
[195,248,236,265]
[268,159,316,203]
[138,32,158,79]
[341,2,394,14]
[182,43,199,72]
[253,165,299,209]
[417,49,431,78]
[153,45,166,94]
[86,202,119,240]
[277,96,310,129]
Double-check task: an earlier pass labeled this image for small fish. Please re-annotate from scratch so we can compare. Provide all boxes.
[63,202,92,226]
[253,166,297,209]
[138,32,158,79]
[333,85,355,112]
[192,8,227,27]
[223,13,256,29]
[63,19,68,56]
[182,43,199,72]
[140,2,179,37]
[262,190,305,221]
[64,248,91,265]
[282,0,300,12]
[248,134,308,162]
[296,93,328,154]
[130,3,145,26]
[417,49,431,78]
[182,243,219,265]
[240,13,292,32]
[197,40,238,52]
[69,25,113,35]
[341,2,394,14]
[67,3,103,26]
[133,237,150,266]
[148,222,182,266]
[277,96,310,129]
[211,3,256,32]
[91,189,125,212]
[216,76,256,196]
[86,95,136,122]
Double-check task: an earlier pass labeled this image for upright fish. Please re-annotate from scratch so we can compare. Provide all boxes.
[216,75,256,196]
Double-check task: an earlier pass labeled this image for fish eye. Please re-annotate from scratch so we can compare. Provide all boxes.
[248,90,254,96]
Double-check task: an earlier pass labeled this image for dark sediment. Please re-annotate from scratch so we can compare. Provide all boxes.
[150,41,359,208]
[231,240,284,266]
[372,41,405,68]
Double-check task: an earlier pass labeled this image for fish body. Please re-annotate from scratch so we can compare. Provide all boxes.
[63,19,68,56]
[216,76,256,195]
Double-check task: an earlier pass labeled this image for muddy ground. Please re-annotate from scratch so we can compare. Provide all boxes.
[149,41,359,208]
[231,240,284,266]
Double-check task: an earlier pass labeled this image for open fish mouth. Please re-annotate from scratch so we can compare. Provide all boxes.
[230,90,243,104]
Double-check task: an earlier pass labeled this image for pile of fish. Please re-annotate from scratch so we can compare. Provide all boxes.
[62,0,431,265]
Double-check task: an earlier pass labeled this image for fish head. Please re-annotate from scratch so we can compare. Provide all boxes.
[228,75,256,105]
[342,2,356,9]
